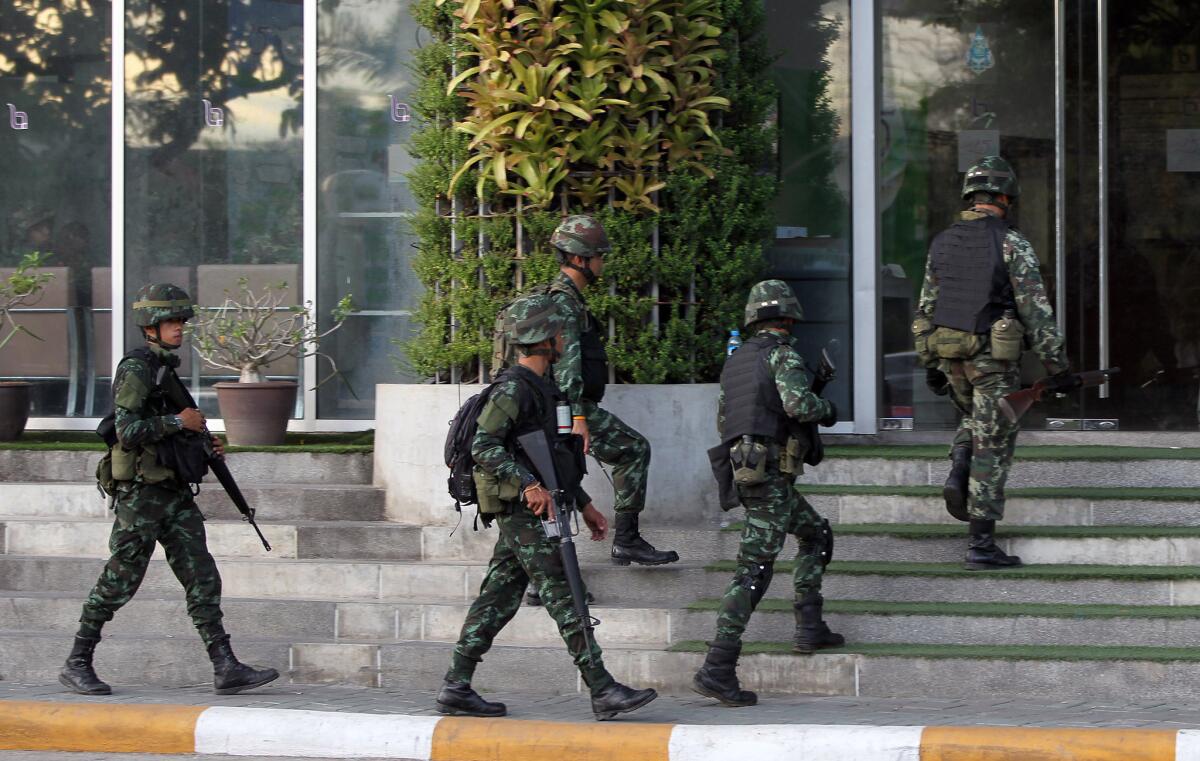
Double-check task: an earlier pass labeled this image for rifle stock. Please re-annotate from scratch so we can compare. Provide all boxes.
[517,430,597,665]
[998,367,1121,424]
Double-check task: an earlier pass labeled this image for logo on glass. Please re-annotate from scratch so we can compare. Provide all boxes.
[7,103,29,130]
[966,26,994,75]
[389,94,411,124]
[202,99,225,128]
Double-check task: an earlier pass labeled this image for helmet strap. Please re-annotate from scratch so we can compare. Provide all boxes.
[146,324,182,351]
[562,257,597,285]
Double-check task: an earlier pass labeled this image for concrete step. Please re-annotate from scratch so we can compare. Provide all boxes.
[806,486,1200,527]
[0,450,373,485]
[0,482,386,522]
[0,519,422,561]
[812,446,1200,488]
[677,599,1200,648]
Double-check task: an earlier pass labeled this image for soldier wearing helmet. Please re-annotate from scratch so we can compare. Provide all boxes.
[60,284,278,698]
[438,293,658,722]
[913,156,1069,569]
[542,214,679,570]
[692,280,840,708]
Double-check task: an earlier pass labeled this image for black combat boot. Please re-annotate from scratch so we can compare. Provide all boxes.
[436,680,507,717]
[59,636,112,695]
[943,444,972,522]
[590,680,658,720]
[965,519,1023,570]
[611,513,679,566]
[692,639,757,707]
[207,636,280,695]
[792,591,845,654]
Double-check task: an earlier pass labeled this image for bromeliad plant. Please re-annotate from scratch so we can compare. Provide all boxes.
[0,252,54,350]
[189,278,355,386]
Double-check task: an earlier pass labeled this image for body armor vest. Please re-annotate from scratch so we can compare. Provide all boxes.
[505,366,586,495]
[579,311,608,403]
[929,215,1015,334]
[720,334,790,445]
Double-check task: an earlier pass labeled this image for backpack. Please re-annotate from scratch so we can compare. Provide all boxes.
[444,382,501,512]
[489,282,557,378]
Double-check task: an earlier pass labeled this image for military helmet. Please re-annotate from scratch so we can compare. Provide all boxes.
[132,283,195,327]
[549,215,611,259]
[744,279,804,326]
[502,293,563,345]
[962,155,1020,200]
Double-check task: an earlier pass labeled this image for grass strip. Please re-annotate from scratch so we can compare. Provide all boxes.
[798,484,1200,501]
[1,430,375,454]
[686,598,1200,619]
[825,445,1200,461]
[706,559,1200,580]
[668,640,1200,661]
[834,523,1200,539]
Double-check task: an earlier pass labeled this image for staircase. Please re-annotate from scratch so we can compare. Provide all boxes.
[2,443,1200,700]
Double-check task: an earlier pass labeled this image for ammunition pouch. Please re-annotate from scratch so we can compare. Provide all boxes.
[156,432,210,484]
[707,443,741,512]
[473,467,521,515]
[912,314,937,368]
[930,326,984,360]
[95,450,117,499]
[989,314,1025,362]
[730,437,769,486]
[780,435,804,476]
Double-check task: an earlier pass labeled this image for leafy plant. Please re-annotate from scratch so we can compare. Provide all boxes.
[0,252,55,351]
[189,278,355,386]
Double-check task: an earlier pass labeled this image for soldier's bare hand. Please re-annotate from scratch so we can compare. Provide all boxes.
[572,417,590,453]
[582,503,607,541]
[210,435,225,458]
[525,484,553,517]
[178,407,206,433]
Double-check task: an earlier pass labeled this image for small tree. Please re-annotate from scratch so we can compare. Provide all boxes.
[189,278,355,385]
[0,252,55,351]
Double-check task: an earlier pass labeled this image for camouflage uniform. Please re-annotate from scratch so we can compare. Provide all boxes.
[713,329,834,643]
[917,211,1067,522]
[551,271,649,515]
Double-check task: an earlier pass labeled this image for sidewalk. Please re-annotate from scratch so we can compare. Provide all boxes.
[4,682,1200,760]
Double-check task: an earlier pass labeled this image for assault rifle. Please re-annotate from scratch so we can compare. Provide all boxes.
[998,368,1121,424]
[799,340,838,467]
[517,429,597,665]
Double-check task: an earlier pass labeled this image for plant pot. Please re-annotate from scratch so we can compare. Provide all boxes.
[214,381,297,446]
[0,381,32,441]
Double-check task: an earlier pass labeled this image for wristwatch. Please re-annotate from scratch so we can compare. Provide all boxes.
[171,415,184,429]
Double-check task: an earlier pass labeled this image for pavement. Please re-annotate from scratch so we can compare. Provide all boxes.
[6,682,1200,760]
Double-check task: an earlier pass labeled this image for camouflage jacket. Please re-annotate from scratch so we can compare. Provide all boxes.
[110,344,186,483]
[471,365,591,507]
[549,271,597,418]
[717,329,833,440]
[917,210,1068,374]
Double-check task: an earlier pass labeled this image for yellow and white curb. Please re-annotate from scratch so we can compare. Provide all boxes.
[5,701,1200,760]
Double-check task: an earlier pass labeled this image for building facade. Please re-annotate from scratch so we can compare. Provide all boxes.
[2,0,1197,433]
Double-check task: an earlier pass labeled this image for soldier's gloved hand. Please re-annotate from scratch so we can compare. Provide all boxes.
[926,368,950,396]
[819,400,838,428]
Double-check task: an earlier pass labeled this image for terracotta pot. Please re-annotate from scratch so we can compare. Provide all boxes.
[0,381,31,441]
[214,381,297,446]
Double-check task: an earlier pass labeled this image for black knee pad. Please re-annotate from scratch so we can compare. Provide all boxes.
[800,519,834,569]
[737,560,775,608]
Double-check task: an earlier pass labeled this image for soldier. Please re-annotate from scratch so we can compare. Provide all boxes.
[913,157,1069,569]
[59,284,279,696]
[693,280,840,708]
[437,294,658,721]
[545,215,678,567]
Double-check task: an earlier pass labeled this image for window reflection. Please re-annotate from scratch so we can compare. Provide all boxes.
[0,1,112,417]
[124,0,304,417]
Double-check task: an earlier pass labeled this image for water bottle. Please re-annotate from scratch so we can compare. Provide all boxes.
[726,329,742,356]
[556,401,572,435]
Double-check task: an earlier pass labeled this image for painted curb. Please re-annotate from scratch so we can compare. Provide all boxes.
[4,700,1200,760]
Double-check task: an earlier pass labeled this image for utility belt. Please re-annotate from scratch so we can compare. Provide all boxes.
[914,312,1025,365]
[728,432,806,486]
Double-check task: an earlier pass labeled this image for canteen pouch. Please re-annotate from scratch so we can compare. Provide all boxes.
[779,435,804,476]
[473,467,521,515]
[930,326,984,360]
[730,437,769,486]
[912,314,937,367]
[95,450,117,499]
[989,312,1025,362]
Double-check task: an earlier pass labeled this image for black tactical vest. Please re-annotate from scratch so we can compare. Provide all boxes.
[505,365,586,493]
[579,312,608,403]
[929,215,1015,334]
[719,334,790,445]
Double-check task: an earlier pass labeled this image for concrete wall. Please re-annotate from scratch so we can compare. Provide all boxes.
[374,383,724,527]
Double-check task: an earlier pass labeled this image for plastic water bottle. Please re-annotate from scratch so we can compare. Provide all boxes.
[726,329,742,356]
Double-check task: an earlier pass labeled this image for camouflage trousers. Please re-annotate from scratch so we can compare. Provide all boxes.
[585,405,649,514]
[446,506,613,694]
[944,354,1021,521]
[78,480,225,644]
[715,470,827,643]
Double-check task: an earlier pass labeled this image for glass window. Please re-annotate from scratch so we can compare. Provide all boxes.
[316,0,422,419]
[764,0,853,420]
[0,1,113,417]
[124,0,304,417]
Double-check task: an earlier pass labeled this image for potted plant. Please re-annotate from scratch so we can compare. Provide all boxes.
[0,252,54,441]
[189,278,353,445]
